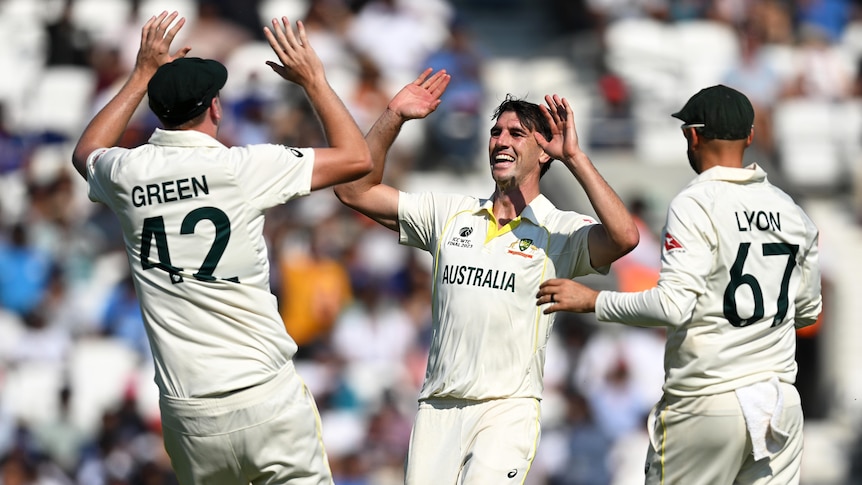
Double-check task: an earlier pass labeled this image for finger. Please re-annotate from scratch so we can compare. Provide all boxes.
[141,14,160,44]
[269,18,290,52]
[296,20,308,46]
[539,279,563,291]
[155,11,174,35]
[172,46,192,59]
[427,72,450,96]
[414,67,434,85]
[263,25,277,47]
[539,104,556,127]
[281,17,301,48]
[553,95,566,118]
[544,96,562,124]
[164,15,186,43]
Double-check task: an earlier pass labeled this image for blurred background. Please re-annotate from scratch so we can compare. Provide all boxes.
[0,0,861,483]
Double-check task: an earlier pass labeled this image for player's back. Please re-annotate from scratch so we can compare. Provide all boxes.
[662,165,821,396]
[87,130,315,398]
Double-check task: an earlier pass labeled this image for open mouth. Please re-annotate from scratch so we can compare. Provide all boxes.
[492,154,515,165]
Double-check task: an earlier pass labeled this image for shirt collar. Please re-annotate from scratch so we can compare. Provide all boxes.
[148,128,226,148]
[690,162,768,186]
[475,193,554,226]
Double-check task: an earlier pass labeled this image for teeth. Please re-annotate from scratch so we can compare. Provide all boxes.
[495,154,514,162]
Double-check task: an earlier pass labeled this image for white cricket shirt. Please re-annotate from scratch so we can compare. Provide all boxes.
[596,164,822,397]
[87,128,314,399]
[398,192,604,401]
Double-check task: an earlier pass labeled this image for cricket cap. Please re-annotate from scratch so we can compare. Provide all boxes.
[148,57,228,125]
[672,85,754,140]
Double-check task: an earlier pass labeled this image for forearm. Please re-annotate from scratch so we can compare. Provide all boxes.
[304,79,365,148]
[72,70,150,178]
[336,107,403,196]
[331,106,403,231]
[572,152,637,244]
[596,284,695,328]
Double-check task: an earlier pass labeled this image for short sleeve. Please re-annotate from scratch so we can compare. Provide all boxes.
[233,145,315,210]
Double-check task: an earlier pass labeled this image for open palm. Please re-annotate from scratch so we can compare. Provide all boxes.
[389,68,451,120]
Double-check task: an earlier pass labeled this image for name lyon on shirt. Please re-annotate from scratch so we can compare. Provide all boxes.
[440,264,516,292]
[132,175,209,207]
[735,210,781,232]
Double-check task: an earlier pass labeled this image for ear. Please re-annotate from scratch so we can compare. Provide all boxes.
[538,151,552,165]
[209,96,222,123]
[745,127,754,147]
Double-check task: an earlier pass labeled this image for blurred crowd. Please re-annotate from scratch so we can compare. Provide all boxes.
[0,0,860,484]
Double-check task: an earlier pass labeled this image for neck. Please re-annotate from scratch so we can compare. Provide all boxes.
[492,185,538,225]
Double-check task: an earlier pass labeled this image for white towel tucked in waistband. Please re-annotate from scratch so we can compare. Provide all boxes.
[735,376,790,461]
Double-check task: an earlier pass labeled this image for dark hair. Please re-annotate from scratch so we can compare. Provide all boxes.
[160,106,210,130]
[491,94,554,176]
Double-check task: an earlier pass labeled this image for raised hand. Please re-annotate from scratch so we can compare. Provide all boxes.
[135,11,190,76]
[388,68,451,120]
[263,17,324,87]
[535,94,582,163]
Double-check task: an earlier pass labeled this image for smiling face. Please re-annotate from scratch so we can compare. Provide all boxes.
[488,111,549,190]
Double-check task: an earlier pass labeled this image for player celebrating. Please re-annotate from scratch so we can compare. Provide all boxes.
[537,85,822,484]
[71,12,371,485]
[333,70,639,483]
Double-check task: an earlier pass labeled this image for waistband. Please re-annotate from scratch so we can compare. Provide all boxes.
[159,361,298,433]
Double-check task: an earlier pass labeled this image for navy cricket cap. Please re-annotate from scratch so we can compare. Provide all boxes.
[672,85,754,140]
[147,57,228,125]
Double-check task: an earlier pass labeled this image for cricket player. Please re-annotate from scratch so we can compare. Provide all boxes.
[538,85,823,484]
[333,70,639,484]
[71,12,372,484]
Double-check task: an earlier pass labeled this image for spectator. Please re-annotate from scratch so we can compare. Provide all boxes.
[420,15,486,173]
[0,223,55,318]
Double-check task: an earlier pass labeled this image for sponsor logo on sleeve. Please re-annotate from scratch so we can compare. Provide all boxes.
[663,233,684,252]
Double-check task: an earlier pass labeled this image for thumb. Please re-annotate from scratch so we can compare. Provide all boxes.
[173,46,192,59]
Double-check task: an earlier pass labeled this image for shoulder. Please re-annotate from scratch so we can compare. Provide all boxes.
[401,191,480,211]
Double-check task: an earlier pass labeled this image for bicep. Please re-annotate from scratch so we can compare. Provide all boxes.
[309,147,371,191]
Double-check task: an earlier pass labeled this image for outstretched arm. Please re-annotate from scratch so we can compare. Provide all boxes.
[334,68,450,231]
[72,11,190,179]
[264,17,372,190]
[536,94,639,268]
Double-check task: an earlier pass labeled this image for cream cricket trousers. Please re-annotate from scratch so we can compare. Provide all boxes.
[404,397,541,485]
[644,382,803,485]
[159,362,332,485]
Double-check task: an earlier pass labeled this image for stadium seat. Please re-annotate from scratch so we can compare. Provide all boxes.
[673,20,740,96]
[13,66,96,140]
[1,361,65,427]
[772,98,845,192]
[222,41,288,101]
[604,17,679,102]
[137,0,199,24]
[69,0,133,43]
[0,14,47,110]
[67,337,141,435]
[0,0,64,23]
[258,0,310,24]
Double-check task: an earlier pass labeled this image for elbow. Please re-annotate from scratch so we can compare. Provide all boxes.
[358,151,373,177]
[333,183,362,210]
[71,147,89,179]
[615,225,640,259]
[623,226,640,254]
[333,186,353,207]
